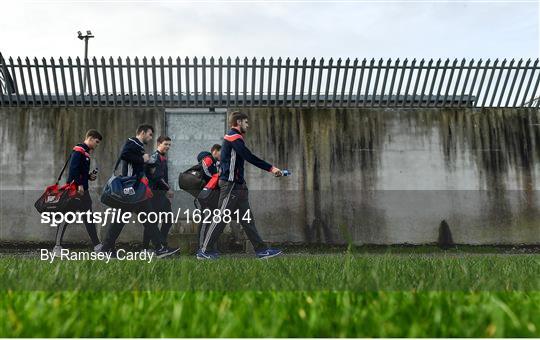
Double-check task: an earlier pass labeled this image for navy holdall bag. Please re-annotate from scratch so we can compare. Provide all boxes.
[101,157,153,209]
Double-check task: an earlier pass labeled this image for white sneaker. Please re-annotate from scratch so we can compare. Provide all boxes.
[53,245,63,256]
[93,243,103,252]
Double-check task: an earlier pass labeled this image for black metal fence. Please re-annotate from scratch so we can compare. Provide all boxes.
[1,55,539,108]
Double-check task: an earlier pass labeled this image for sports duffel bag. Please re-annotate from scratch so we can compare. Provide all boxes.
[178,164,206,198]
[34,148,80,213]
[101,157,153,209]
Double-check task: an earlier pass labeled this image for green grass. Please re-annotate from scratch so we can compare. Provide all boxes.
[1,252,539,337]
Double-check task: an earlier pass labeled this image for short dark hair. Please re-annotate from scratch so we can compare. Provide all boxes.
[136,124,154,135]
[229,111,248,127]
[157,135,171,144]
[85,129,103,140]
[211,144,221,152]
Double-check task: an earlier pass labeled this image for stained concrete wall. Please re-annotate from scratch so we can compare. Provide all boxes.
[1,107,539,245]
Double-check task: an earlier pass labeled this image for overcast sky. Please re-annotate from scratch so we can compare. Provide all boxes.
[2,0,539,60]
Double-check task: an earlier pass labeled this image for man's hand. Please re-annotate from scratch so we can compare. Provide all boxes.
[89,173,97,181]
[271,167,283,177]
[77,185,84,196]
[166,190,174,200]
[143,153,150,163]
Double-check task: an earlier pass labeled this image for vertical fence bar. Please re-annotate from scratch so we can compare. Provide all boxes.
[283,58,290,107]
[201,57,206,107]
[498,58,514,107]
[32,58,43,106]
[167,57,173,106]
[474,59,490,107]
[267,57,274,106]
[218,57,224,106]
[50,58,60,105]
[92,57,101,106]
[340,58,350,107]
[210,57,215,106]
[457,59,473,107]
[61,57,70,106]
[151,57,158,106]
[42,58,52,105]
[185,57,191,107]
[324,58,333,107]
[362,58,374,106]
[355,58,366,107]
[85,58,94,107]
[307,58,315,107]
[159,57,165,107]
[315,58,324,107]
[100,57,108,106]
[135,57,142,106]
[521,59,538,106]
[234,57,240,106]
[441,58,457,107]
[395,58,408,106]
[419,59,433,107]
[120,57,127,106]
[347,58,358,107]
[450,59,465,107]
[9,58,20,105]
[26,57,36,106]
[176,57,182,107]
[433,59,449,107]
[240,57,247,106]
[426,59,440,107]
[291,58,298,107]
[386,58,399,107]
[504,58,521,107]
[480,58,496,107]
[331,58,341,107]
[143,57,150,106]
[251,57,256,107]
[489,58,506,107]
[298,58,307,107]
[410,59,424,107]
[513,59,531,107]
[259,57,265,107]
[466,59,482,107]
[402,58,416,107]
[226,57,231,107]
[76,57,86,106]
[370,58,383,107]
[17,58,28,106]
[378,59,391,106]
[108,57,116,106]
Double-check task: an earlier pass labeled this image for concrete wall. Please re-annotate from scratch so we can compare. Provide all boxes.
[1,107,539,245]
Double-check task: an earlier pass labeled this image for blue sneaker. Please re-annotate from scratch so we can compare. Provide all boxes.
[256,248,283,259]
[196,250,218,260]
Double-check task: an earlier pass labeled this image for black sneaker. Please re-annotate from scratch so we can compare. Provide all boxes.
[155,246,180,258]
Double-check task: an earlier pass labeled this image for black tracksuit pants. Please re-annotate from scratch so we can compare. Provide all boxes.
[56,191,100,247]
[101,199,164,251]
[200,180,267,253]
[142,192,173,248]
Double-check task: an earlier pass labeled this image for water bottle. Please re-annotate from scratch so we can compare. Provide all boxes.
[282,169,292,176]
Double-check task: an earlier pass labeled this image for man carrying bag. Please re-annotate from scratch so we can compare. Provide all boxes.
[99,124,179,258]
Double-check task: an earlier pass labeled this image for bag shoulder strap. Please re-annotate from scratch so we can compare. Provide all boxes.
[56,152,73,184]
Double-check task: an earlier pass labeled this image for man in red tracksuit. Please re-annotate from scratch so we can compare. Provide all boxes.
[197,111,284,260]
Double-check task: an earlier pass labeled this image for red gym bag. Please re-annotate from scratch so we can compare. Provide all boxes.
[34,149,80,213]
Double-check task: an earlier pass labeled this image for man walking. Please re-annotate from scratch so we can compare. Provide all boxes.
[99,124,179,258]
[197,111,284,260]
[142,136,174,250]
[53,129,102,254]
